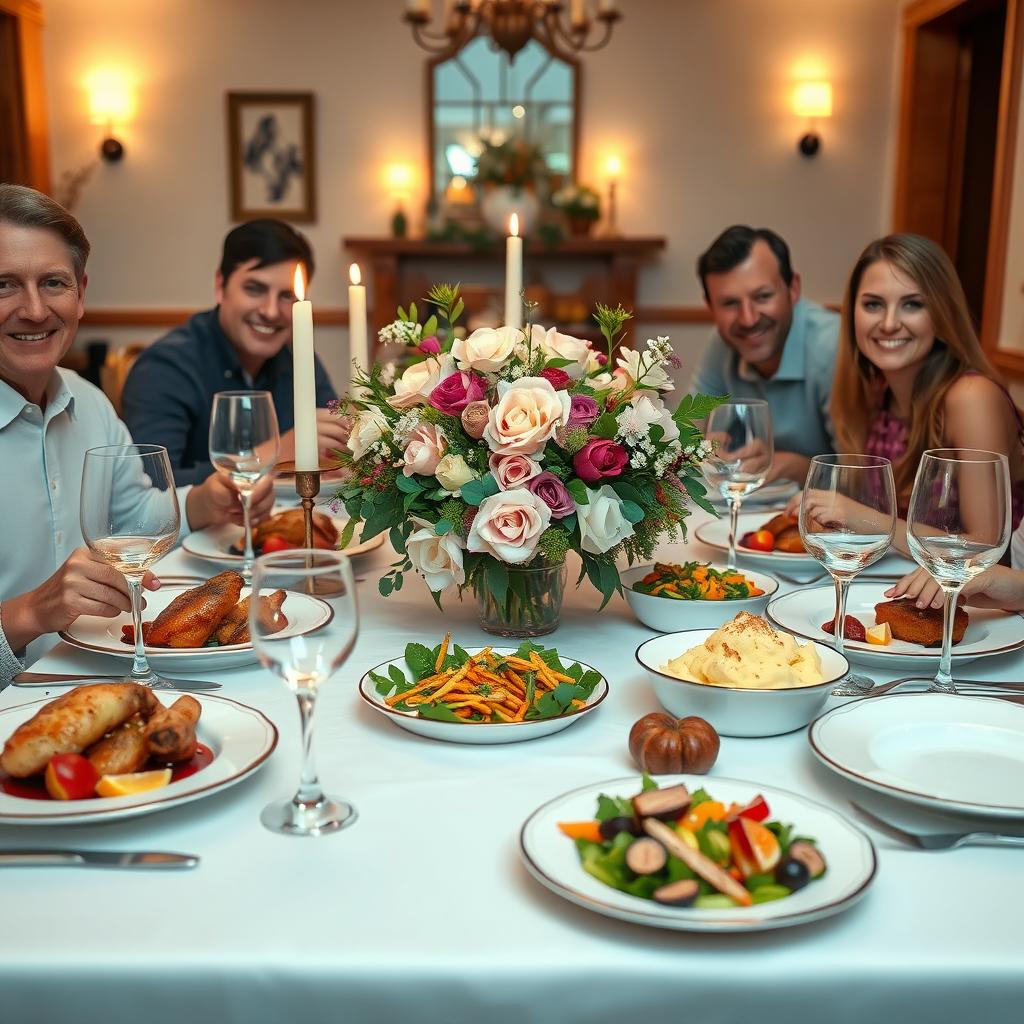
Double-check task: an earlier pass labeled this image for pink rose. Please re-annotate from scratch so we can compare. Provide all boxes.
[467,488,551,564]
[483,377,571,456]
[403,422,448,477]
[574,439,628,483]
[489,453,542,490]
[419,336,441,355]
[567,394,600,429]
[429,371,487,416]
[538,367,572,391]
[460,400,490,440]
[526,472,575,518]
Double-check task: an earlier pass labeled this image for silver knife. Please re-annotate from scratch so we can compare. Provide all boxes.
[10,672,222,691]
[0,849,198,869]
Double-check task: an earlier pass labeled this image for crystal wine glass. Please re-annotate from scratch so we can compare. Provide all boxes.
[799,454,896,695]
[907,448,1010,693]
[703,400,774,568]
[209,390,280,581]
[250,549,358,836]
[80,444,181,686]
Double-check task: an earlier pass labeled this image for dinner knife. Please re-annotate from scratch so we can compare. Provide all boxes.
[10,672,222,691]
[0,849,199,869]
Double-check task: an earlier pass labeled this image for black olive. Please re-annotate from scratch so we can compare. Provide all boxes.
[774,856,811,891]
[599,816,641,840]
[788,841,827,879]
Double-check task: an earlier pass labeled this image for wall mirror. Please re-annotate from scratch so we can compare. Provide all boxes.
[428,35,579,197]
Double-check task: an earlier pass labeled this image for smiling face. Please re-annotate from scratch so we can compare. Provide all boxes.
[215,258,300,377]
[853,259,936,385]
[0,222,86,405]
[704,240,801,378]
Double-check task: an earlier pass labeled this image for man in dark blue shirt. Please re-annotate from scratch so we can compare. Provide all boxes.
[122,220,345,484]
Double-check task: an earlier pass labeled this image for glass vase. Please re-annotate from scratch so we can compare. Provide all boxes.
[474,561,567,638]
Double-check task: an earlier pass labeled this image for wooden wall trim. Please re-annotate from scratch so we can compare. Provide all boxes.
[902,0,971,27]
[1,0,49,193]
[992,348,1024,377]
[81,308,350,328]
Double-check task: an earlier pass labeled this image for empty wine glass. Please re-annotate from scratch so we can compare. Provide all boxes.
[250,549,358,836]
[703,400,774,568]
[907,449,1010,693]
[209,390,280,581]
[799,454,896,695]
[81,444,181,686]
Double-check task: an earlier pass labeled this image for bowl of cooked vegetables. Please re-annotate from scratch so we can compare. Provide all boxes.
[621,562,779,632]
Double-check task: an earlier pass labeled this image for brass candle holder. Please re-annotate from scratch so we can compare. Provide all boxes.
[276,459,345,595]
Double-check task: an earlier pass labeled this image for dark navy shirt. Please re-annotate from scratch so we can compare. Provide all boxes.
[121,308,336,485]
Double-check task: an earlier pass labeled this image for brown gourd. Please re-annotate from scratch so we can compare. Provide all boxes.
[628,713,720,774]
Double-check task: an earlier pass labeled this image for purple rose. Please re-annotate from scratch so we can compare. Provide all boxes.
[429,371,487,416]
[419,335,441,355]
[567,394,600,429]
[574,439,628,483]
[527,472,575,518]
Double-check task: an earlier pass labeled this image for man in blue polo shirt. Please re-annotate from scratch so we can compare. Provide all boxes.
[122,220,348,484]
[689,225,839,483]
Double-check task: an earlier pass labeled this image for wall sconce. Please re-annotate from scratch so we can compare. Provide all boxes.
[603,154,622,237]
[792,81,832,157]
[86,69,135,163]
[385,162,414,237]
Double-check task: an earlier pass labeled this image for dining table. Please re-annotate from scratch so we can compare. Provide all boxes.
[1,501,1022,1024]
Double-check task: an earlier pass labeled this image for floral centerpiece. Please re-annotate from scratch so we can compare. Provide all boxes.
[552,183,601,235]
[333,285,722,636]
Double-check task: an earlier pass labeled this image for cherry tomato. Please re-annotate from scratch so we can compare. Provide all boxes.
[742,530,776,552]
[44,753,99,801]
[260,534,296,553]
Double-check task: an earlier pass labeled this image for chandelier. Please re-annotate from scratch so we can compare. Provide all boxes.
[403,0,622,61]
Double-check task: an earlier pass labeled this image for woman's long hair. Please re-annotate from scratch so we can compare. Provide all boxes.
[830,234,1001,506]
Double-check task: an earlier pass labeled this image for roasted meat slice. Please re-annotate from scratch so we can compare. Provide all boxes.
[213,590,288,646]
[250,508,338,550]
[146,571,244,648]
[874,598,969,647]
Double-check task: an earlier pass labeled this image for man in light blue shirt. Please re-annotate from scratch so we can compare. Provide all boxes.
[689,225,839,483]
[0,185,273,677]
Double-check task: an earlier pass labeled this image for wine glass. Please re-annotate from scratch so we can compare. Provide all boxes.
[81,444,181,686]
[799,455,896,695]
[907,448,1010,693]
[703,400,774,568]
[250,549,358,836]
[209,391,280,581]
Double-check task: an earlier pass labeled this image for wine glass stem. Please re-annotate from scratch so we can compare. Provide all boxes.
[126,576,152,680]
[832,575,849,656]
[933,585,961,693]
[293,690,325,810]
[240,488,255,580]
[726,497,742,569]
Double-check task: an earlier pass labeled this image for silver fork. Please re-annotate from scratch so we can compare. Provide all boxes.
[850,802,1024,850]
[851,676,1024,699]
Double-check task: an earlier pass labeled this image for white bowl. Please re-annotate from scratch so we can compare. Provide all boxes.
[634,629,849,738]
[620,564,779,632]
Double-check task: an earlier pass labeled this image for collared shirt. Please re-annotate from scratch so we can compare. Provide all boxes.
[688,298,840,460]
[0,369,193,678]
[121,308,337,485]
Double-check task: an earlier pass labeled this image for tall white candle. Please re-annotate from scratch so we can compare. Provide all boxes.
[504,213,523,330]
[571,0,586,26]
[291,264,319,471]
[348,262,369,385]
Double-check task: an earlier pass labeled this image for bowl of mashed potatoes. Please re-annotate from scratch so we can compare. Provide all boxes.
[634,612,850,737]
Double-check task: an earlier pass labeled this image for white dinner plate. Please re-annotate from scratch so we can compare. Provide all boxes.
[59,583,333,671]
[766,582,1024,670]
[0,692,278,824]
[809,693,1024,818]
[707,479,800,509]
[182,509,384,566]
[520,774,877,932]
[358,648,608,745]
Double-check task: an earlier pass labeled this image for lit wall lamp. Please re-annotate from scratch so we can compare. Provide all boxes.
[603,154,622,237]
[86,69,135,162]
[385,162,414,237]
[792,81,832,157]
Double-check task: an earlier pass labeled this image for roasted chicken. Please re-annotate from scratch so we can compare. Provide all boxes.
[212,589,288,646]
[250,508,338,550]
[145,571,244,648]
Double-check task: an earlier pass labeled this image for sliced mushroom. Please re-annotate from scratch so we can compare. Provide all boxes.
[653,878,699,907]
[631,783,691,821]
[599,816,641,840]
[624,837,668,876]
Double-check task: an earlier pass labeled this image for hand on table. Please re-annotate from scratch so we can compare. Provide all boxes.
[279,409,353,465]
[186,473,274,532]
[886,564,1024,612]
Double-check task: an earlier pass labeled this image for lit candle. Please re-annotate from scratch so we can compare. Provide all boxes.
[348,262,369,384]
[571,0,586,26]
[291,264,319,471]
[504,213,523,331]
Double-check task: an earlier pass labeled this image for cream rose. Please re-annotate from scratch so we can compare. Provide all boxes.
[452,325,520,373]
[403,422,447,477]
[576,484,635,554]
[616,347,674,392]
[435,453,477,493]
[389,355,455,410]
[488,452,541,490]
[406,515,465,592]
[530,324,592,378]
[347,407,389,460]
[483,377,571,456]
[467,488,551,564]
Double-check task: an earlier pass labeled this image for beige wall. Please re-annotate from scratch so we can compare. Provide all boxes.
[45,0,901,388]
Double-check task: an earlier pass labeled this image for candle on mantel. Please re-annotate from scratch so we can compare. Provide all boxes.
[348,262,368,386]
[291,263,319,471]
[504,213,523,330]
[571,0,586,27]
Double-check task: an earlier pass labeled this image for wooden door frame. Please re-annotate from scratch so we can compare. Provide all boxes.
[0,0,50,193]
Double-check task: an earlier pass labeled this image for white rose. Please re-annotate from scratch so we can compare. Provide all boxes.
[576,484,634,554]
[616,347,674,392]
[347,407,389,460]
[488,452,541,490]
[467,488,551,564]
[530,324,591,378]
[406,515,465,592]
[483,376,571,456]
[403,422,447,477]
[389,355,455,410]
[452,325,520,373]
[435,453,477,492]
[627,392,680,443]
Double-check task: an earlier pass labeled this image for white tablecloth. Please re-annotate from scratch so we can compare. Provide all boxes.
[2,511,1023,1024]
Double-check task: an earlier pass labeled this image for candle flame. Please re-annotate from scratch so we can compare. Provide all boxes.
[509,213,519,237]
[349,262,362,286]
[293,263,306,302]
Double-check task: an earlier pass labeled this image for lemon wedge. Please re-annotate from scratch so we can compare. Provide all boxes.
[95,768,172,798]
[866,622,892,646]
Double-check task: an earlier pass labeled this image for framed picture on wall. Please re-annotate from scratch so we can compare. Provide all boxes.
[226,91,316,222]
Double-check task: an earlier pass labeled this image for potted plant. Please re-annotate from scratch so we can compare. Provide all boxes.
[552,183,601,236]
[473,137,550,234]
